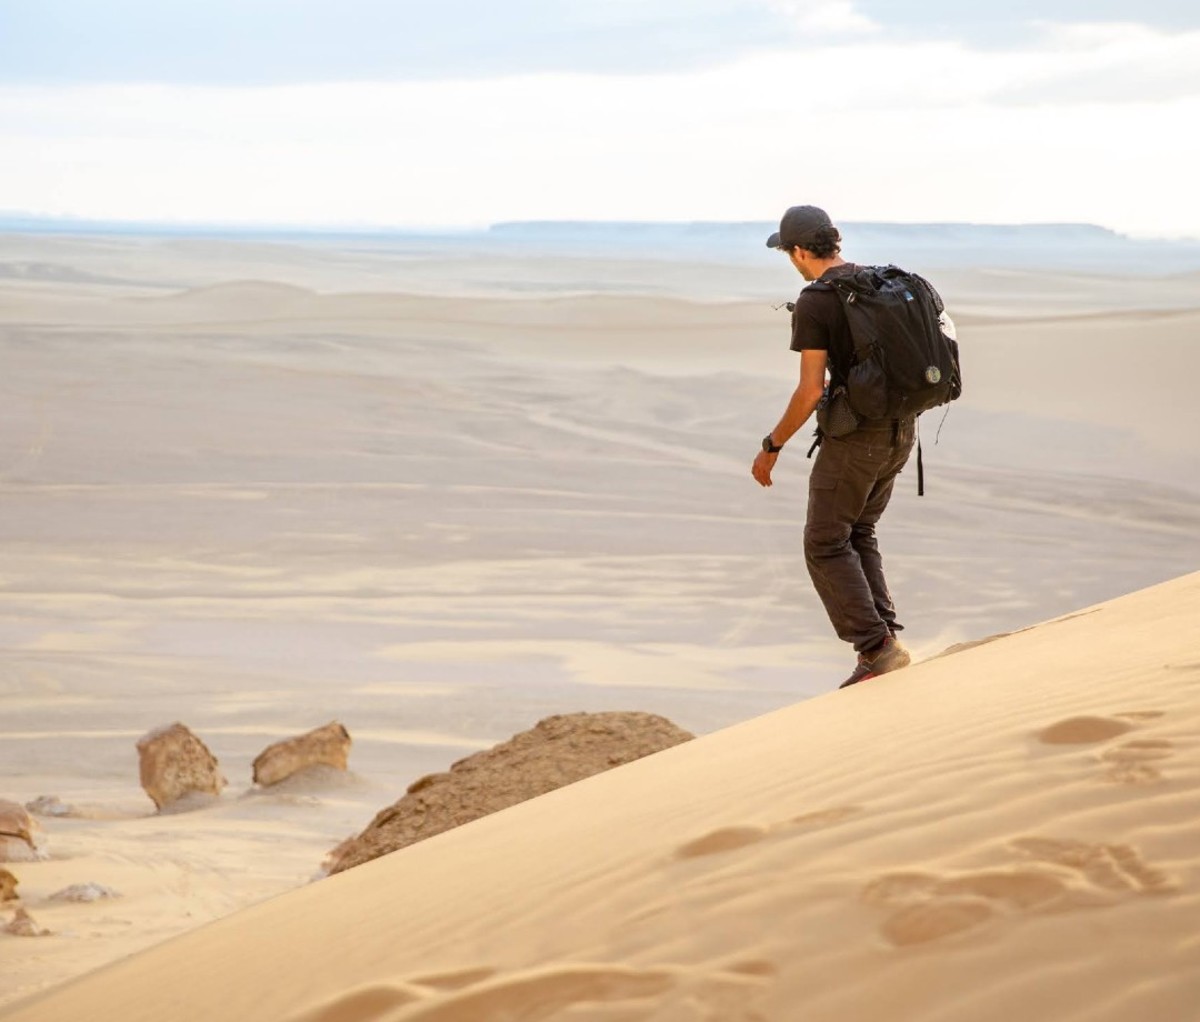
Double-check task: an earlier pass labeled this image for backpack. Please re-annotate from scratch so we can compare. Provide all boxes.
[805,264,962,421]
[805,264,962,495]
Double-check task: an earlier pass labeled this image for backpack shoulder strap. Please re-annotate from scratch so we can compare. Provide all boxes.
[906,271,945,315]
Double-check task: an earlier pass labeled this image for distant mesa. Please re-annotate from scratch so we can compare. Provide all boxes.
[0,801,47,863]
[253,722,353,788]
[324,711,693,875]
[136,723,227,811]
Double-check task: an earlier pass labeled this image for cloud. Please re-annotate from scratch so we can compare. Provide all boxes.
[0,8,1197,236]
[0,1,789,85]
[994,22,1200,104]
[3,1,1194,86]
[2,32,1197,237]
[853,1,1198,47]
[768,1,881,36]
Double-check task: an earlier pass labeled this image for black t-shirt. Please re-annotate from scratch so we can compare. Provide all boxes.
[789,262,859,387]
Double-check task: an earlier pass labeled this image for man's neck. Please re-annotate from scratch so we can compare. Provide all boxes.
[798,254,847,282]
[811,256,847,279]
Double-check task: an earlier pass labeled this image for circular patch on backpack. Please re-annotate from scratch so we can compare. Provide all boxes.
[924,366,942,384]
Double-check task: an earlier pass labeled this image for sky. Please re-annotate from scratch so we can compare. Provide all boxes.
[1,1,1198,236]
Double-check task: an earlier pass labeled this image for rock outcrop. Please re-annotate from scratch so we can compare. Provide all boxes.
[136,723,226,810]
[0,869,17,901]
[325,711,693,875]
[0,801,45,862]
[253,722,352,787]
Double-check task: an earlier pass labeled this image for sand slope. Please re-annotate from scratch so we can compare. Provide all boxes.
[5,572,1197,1022]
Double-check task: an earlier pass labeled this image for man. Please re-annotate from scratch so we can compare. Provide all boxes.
[750,204,914,689]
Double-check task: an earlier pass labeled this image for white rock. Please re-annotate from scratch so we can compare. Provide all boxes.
[49,883,122,903]
[25,795,75,818]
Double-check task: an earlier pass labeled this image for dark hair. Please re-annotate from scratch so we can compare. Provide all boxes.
[803,225,842,259]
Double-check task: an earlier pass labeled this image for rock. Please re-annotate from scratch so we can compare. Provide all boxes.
[0,869,17,901]
[325,711,693,875]
[0,801,46,862]
[49,882,121,903]
[25,795,75,818]
[135,723,226,810]
[253,722,352,787]
[4,907,50,937]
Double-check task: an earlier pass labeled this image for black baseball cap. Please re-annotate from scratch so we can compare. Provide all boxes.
[766,205,833,250]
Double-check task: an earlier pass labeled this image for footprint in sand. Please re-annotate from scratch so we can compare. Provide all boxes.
[1035,711,1174,784]
[864,837,1176,947]
[674,807,864,861]
[410,965,674,1021]
[1011,837,1177,895]
[675,826,770,860]
[287,983,430,1022]
[1035,715,1135,745]
[382,962,770,1021]
[1100,739,1174,785]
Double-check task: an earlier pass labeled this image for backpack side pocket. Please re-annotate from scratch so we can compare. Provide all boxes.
[816,384,861,438]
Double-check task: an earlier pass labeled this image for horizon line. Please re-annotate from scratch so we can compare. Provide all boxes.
[2,212,1198,245]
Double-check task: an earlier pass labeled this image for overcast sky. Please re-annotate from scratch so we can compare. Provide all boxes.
[1,1,1197,235]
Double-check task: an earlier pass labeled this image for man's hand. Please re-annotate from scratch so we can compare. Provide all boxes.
[752,449,778,487]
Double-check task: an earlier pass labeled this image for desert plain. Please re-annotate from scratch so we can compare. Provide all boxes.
[0,229,1197,1020]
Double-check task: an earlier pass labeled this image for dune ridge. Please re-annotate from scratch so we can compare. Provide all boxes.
[4,572,1197,1022]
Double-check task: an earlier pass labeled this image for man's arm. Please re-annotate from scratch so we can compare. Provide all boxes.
[751,348,827,488]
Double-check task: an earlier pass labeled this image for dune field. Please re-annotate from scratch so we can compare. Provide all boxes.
[0,232,1197,1017]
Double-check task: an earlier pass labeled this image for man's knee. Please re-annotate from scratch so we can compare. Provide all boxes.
[804,520,851,560]
[850,520,877,543]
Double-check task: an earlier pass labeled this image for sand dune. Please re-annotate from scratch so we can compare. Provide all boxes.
[4,573,1197,1022]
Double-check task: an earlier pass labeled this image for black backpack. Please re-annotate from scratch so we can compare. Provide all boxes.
[805,264,962,494]
[805,264,962,420]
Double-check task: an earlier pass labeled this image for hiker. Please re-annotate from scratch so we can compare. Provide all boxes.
[750,204,959,689]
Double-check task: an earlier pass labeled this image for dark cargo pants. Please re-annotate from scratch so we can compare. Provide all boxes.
[804,420,915,654]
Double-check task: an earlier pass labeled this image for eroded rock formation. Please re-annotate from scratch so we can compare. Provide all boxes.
[0,801,44,862]
[326,711,692,875]
[136,723,226,810]
[253,722,352,787]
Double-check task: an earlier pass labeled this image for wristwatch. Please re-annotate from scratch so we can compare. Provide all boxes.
[762,434,783,454]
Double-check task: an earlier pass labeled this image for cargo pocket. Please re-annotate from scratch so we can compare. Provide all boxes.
[807,441,843,521]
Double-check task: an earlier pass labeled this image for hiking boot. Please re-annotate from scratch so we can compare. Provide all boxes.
[839,636,911,689]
